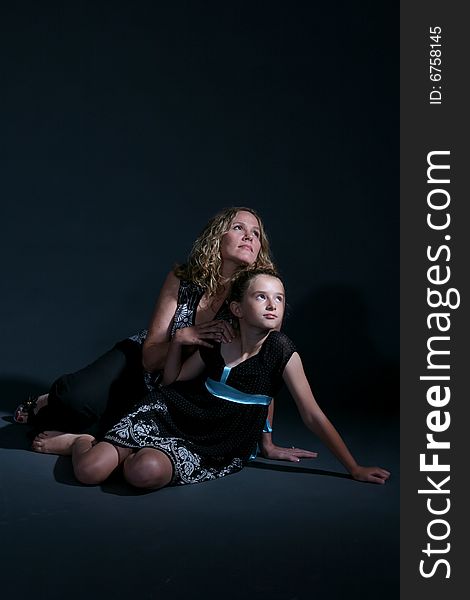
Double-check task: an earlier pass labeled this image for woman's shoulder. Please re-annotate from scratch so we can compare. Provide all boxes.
[172,274,204,302]
[172,265,204,289]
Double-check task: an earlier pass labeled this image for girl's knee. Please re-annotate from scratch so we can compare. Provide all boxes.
[74,460,107,485]
[73,447,118,485]
[124,451,173,490]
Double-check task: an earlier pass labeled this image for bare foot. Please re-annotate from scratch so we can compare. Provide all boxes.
[15,393,49,424]
[32,431,95,456]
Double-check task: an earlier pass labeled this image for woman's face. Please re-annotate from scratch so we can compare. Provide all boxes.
[220,211,262,267]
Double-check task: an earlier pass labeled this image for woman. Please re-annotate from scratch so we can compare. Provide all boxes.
[20,207,314,463]
[59,269,390,488]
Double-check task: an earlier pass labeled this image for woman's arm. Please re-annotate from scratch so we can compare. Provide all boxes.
[142,271,235,373]
[142,271,180,373]
[283,353,390,484]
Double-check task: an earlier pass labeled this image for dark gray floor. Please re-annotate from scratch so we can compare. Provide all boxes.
[0,395,399,600]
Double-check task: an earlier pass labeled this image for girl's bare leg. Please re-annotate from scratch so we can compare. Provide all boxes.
[72,439,132,485]
[123,448,173,490]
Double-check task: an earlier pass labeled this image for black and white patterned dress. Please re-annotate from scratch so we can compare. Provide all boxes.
[104,331,296,486]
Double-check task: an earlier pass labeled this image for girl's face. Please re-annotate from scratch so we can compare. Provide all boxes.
[233,274,285,331]
[220,211,262,267]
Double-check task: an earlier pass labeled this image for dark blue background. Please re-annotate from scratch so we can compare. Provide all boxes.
[1,1,398,413]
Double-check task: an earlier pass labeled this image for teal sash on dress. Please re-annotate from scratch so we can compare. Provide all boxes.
[205,366,272,406]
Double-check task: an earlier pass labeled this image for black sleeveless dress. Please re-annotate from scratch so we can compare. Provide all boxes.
[104,331,296,486]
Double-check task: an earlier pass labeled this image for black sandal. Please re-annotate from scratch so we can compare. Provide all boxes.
[14,395,41,424]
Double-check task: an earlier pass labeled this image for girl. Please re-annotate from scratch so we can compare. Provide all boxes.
[61,269,390,488]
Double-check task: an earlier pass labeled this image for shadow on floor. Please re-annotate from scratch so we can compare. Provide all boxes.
[246,459,351,479]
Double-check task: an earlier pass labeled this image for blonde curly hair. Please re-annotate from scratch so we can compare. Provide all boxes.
[174,207,276,297]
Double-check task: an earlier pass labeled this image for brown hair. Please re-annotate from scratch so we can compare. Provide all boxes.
[228,267,282,305]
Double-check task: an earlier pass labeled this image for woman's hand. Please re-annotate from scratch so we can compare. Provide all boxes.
[173,320,235,347]
[350,465,391,484]
[259,443,318,463]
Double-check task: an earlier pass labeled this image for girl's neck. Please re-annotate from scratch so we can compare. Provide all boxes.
[237,326,270,359]
[221,325,272,368]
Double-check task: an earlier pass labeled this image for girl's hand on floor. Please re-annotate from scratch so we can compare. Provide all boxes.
[350,465,391,484]
[260,444,318,463]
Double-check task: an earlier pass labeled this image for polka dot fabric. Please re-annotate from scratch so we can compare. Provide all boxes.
[104,331,296,485]
[201,330,296,397]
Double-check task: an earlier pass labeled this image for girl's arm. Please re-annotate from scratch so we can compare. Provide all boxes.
[259,400,319,463]
[283,353,390,484]
[161,330,206,386]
